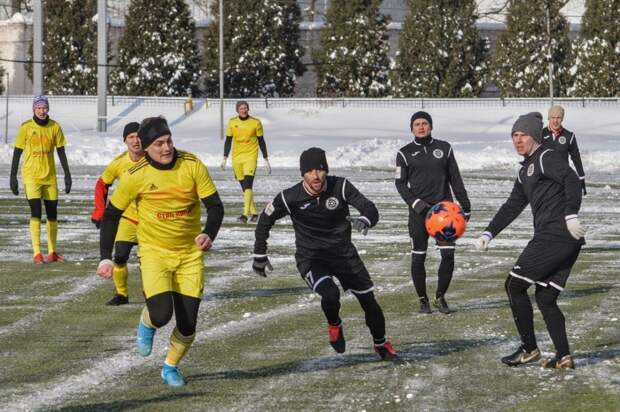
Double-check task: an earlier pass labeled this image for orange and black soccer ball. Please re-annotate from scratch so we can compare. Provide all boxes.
[425,201,467,242]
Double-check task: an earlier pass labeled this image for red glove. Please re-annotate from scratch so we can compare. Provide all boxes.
[91,177,109,228]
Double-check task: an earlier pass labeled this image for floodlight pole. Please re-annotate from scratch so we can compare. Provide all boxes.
[4,72,9,144]
[219,0,224,140]
[97,0,107,132]
[546,3,554,106]
[33,0,43,96]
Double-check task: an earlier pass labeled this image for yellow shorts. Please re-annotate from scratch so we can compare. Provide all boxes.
[138,245,204,299]
[25,182,58,201]
[232,157,257,181]
[115,217,138,244]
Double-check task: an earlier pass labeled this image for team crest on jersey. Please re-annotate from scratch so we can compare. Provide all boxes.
[433,149,444,159]
[527,163,535,176]
[325,197,339,210]
[558,136,566,144]
[264,202,275,216]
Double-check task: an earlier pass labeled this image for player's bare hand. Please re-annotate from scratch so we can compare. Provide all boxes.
[220,157,227,171]
[97,259,114,278]
[195,233,213,251]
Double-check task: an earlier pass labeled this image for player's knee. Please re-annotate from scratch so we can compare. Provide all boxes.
[43,200,58,220]
[176,317,197,336]
[113,254,129,265]
[316,280,340,304]
[113,242,134,265]
[146,296,174,328]
[28,199,42,219]
[505,275,529,295]
[535,287,559,310]
[440,248,455,261]
[355,291,380,312]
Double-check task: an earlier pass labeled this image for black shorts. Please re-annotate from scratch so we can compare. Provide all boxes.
[510,238,581,291]
[408,210,455,255]
[295,253,374,294]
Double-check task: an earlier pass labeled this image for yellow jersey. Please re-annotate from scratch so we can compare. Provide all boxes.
[14,118,67,185]
[226,116,264,160]
[110,150,217,252]
[101,151,142,222]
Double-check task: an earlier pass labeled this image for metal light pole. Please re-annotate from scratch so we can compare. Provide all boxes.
[546,3,554,106]
[219,0,224,140]
[97,0,107,132]
[33,0,43,96]
[4,72,9,144]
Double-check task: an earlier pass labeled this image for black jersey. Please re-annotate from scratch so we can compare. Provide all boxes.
[395,137,470,214]
[254,176,379,259]
[541,126,585,179]
[484,146,583,244]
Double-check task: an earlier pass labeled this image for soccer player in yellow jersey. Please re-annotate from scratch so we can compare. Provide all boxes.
[91,122,143,306]
[96,117,224,387]
[10,96,72,264]
[221,100,270,223]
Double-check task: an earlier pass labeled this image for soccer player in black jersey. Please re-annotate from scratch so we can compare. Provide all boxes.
[253,148,397,360]
[395,111,471,314]
[476,112,585,369]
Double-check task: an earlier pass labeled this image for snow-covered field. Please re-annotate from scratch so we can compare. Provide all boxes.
[0,101,618,411]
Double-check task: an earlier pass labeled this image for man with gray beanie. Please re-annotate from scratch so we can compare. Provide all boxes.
[475,112,586,370]
[542,105,586,195]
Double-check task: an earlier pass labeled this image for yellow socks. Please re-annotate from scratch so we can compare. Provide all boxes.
[141,306,156,329]
[165,327,195,366]
[112,264,129,297]
[30,218,41,256]
[47,220,58,254]
[243,189,256,216]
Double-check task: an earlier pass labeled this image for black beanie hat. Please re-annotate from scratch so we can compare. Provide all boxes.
[122,122,140,141]
[511,112,543,143]
[410,111,433,129]
[300,147,329,176]
[138,117,171,149]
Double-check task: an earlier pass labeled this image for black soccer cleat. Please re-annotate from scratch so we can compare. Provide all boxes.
[374,341,399,360]
[249,214,259,223]
[237,215,248,224]
[106,293,129,306]
[419,297,432,314]
[542,354,575,369]
[328,324,346,354]
[433,296,452,314]
[501,346,541,367]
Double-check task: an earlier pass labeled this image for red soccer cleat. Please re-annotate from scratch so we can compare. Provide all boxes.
[33,253,45,265]
[328,324,346,354]
[47,252,65,263]
[374,341,399,360]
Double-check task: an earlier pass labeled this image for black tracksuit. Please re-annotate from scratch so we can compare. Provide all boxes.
[254,175,387,343]
[395,136,471,301]
[542,126,586,195]
[484,145,584,357]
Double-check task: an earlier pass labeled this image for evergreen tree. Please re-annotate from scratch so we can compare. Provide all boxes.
[203,0,305,98]
[492,0,572,97]
[392,0,488,97]
[110,0,201,96]
[570,0,619,96]
[313,0,390,97]
[26,0,98,94]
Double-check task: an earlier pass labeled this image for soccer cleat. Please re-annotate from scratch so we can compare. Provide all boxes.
[374,341,399,360]
[47,252,65,263]
[106,293,129,306]
[501,346,541,367]
[249,214,259,223]
[328,324,346,354]
[433,296,452,314]
[542,354,575,369]
[161,363,186,387]
[419,297,432,314]
[33,253,45,265]
[136,320,156,357]
[237,215,248,224]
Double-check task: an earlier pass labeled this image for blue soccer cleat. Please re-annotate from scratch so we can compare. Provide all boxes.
[161,363,186,387]
[136,320,156,357]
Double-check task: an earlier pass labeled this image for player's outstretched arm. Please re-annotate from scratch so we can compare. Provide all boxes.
[9,148,22,196]
[343,179,379,231]
[253,193,289,276]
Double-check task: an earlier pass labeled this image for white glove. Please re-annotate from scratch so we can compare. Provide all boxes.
[565,216,586,240]
[264,158,272,175]
[475,232,492,251]
[220,157,227,171]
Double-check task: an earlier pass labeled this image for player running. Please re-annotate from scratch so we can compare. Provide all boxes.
[10,95,72,264]
[476,112,585,369]
[96,117,224,386]
[91,122,143,306]
[253,147,398,360]
[221,100,270,223]
[395,111,471,314]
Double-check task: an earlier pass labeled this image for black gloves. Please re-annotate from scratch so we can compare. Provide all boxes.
[92,218,101,229]
[581,180,587,196]
[346,216,370,235]
[64,173,72,194]
[252,255,273,277]
[10,174,18,196]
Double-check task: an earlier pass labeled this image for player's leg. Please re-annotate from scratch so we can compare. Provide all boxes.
[25,183,44,263]
[232,159,248,222]
[409,212,430,313]
[241,158,258,221]
[107,218,138,305]
[435,240,456,314]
